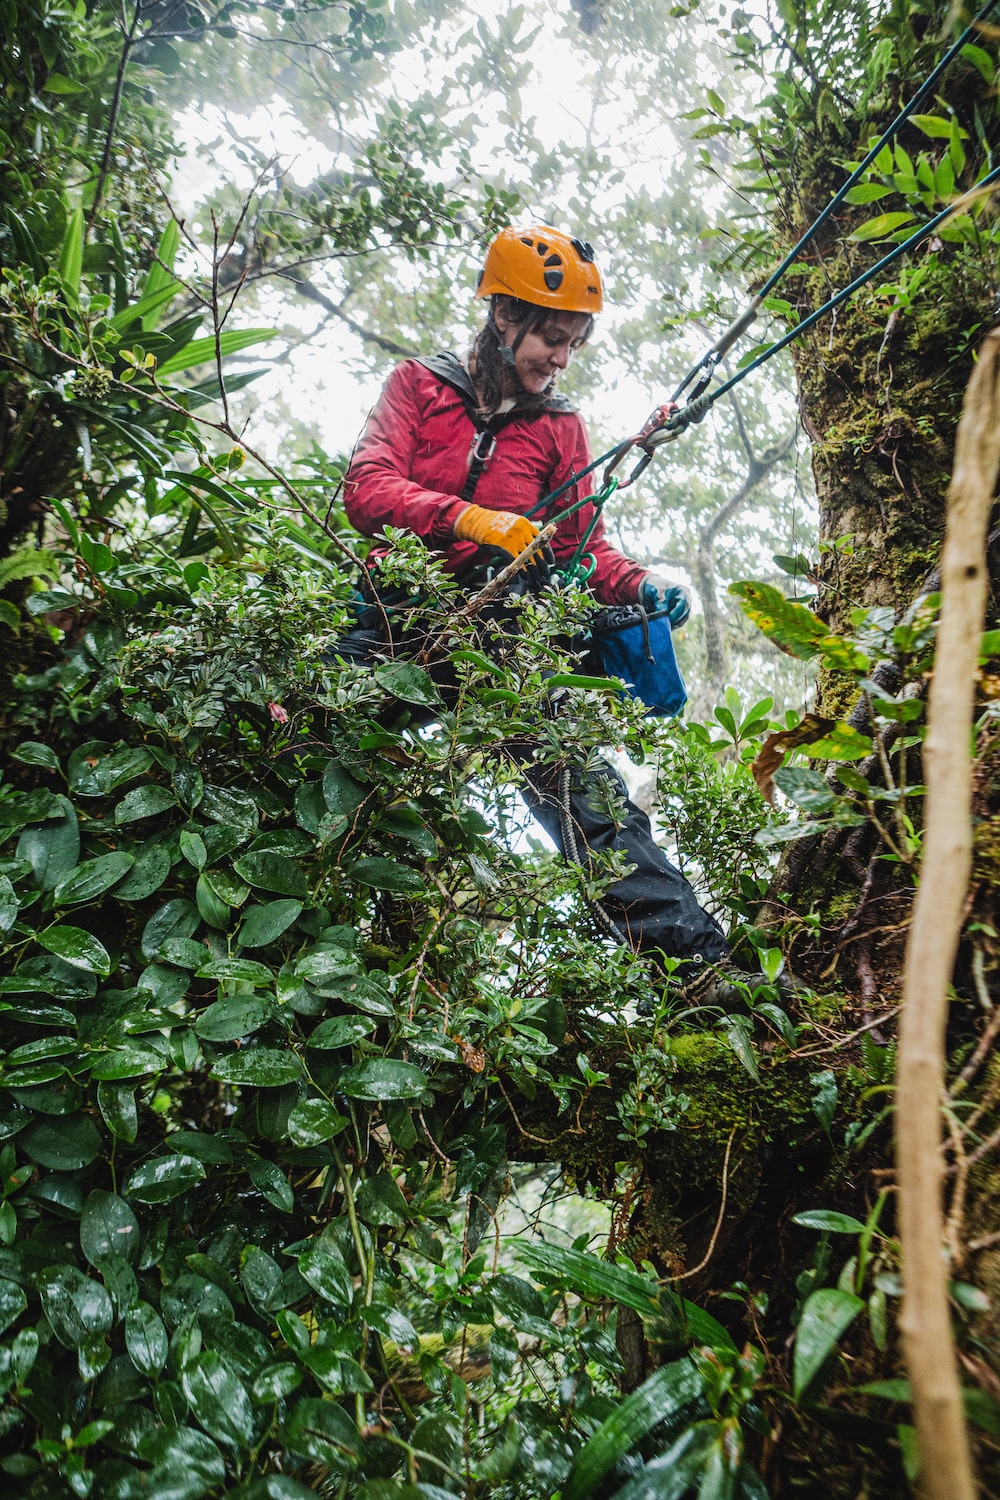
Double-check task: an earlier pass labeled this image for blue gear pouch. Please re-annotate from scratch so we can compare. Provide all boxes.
[590,605,687,717]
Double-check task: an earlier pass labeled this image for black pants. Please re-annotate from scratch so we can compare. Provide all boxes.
[335,591,728,968]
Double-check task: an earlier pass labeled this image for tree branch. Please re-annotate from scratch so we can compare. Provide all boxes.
[896,325,1000,1500]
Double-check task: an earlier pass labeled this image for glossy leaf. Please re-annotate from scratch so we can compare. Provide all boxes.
[297,1242,353,1305]
[237,899,303,949]
[563,1358,706,1500]
[80,1190,141,1265]
[181,1350,255,1448]
[233,852,309,898]
[285,1397,360,1470]
[338,1059,428,1101]
[793,1287,864,1400]
[37,1265,113,1348]
[211,1048,301,1086]
[126,1153,206,1204]
[125,1301,169,1376]
[53,851,134,906]
[37,925,112,975]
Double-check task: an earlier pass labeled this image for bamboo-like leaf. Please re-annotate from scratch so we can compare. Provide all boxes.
[57,207,85,302]
[847,211,916,242]
[140,220,180,329]
[109,278,185,333]
[563,1359,706,1500]
[157,328,278,376]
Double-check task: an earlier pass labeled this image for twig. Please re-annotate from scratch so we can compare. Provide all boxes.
[670,1127,738,1282]
[88,0,143,229]
[896,325,1000,1500]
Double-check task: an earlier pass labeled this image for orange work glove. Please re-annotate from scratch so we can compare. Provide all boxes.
[454,503,539,558]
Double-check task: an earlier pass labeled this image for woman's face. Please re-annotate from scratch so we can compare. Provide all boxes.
[494,308,591,395]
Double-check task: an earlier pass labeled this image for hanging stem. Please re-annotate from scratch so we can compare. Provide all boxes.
[896,325,1000,1500]
[89,0,144,229]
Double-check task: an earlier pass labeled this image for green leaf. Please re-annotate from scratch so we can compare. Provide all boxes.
[52,851,133,905]
[338,1059,428,1101]
[564,1358,706,1500]
[237,899,303,949]
[58,206,84,301]
[140,219,181,329]
[793,1287,864,1400]
[91,1043,166,1080]
[125,1300,169,1376]
[721,1019,760,1082]
[196,956,272,984]
[16,796,79,889]
[322,762,368,816]
[843,183,892,204]
[233,852,309,899]
[729,582,830,659]
[196,870,231,929]
[97,1081,139,1142]
[847,211,916,242]
[792,1210,866,1234]
[287,1098,348,1147]
[42,72,88,94]
[356,1171,410,1227]
[114,784,177,823]
[181,1351,255,1449]
[373,661,443,706]
[516,1244,659,1319]
[801,722,873,761]
[285,1397,360,1470]
[307,1015,376,1049]
[157,328,278,376]
[36,1266,113,1347]
[297,1242,353,1305]
[0,1278,28,1336]
[142,898,199,959]
[126,1153,206,1204]
[37,925,112,975]
[212,1048,301,1086]
[961,42,995,84]
[22,1115,102,1170]
[115,841,172,901]
[607,1423,719,1500]
[12,741,60,770]
[195,995,273,1041]
[246,1156,294,1211]
[909,113,966,139]
[349,857,424,893]
[80,1190,141,1265]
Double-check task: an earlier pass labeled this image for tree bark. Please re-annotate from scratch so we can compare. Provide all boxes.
[897,325,1000,1500]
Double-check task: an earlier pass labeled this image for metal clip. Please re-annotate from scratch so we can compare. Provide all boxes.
[468,430,497,467]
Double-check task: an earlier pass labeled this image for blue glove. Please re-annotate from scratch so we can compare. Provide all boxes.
[639,573,691,628]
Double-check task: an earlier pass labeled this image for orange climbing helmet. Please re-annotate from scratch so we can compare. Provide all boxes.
[476,225,604,313]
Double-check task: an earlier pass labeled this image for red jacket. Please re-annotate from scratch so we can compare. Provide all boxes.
[343,355,646,606]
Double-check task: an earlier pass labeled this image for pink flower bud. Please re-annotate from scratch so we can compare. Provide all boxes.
[268,702,290,724]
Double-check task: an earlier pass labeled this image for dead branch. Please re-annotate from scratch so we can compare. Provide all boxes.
[896,325,1000,1500]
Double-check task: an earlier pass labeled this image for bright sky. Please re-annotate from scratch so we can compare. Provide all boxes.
[167,0,716,463]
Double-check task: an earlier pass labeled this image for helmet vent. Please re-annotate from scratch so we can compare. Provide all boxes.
[520,237,534,247]
[543,269,564,290]
[543,254,562,268]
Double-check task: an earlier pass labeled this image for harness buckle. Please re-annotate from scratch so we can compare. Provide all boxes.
[468,430,497,467]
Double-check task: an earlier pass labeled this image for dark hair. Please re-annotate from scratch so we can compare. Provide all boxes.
[471,295,594,414]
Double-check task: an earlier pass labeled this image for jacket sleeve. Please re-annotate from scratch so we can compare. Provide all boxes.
[548,415,647,606]
[343,362,469,545]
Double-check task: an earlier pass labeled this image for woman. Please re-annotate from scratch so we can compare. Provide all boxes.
[340,224,734,994]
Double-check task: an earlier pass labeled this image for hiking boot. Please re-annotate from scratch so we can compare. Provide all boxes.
[680,961,799,1011]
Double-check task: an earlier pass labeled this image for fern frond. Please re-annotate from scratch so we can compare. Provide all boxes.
[0,547,59,595]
